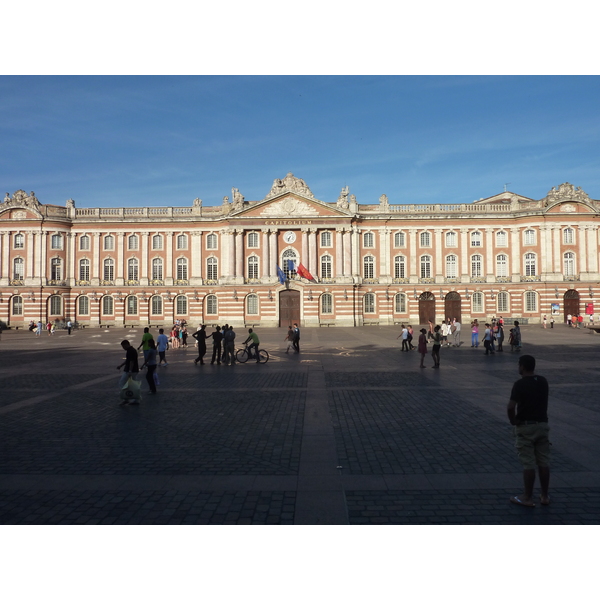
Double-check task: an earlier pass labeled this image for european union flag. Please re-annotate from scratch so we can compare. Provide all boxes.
[277,265,286,285]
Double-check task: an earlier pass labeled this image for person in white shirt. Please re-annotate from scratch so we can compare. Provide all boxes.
[156,328,169,366]
[452,319,461,347]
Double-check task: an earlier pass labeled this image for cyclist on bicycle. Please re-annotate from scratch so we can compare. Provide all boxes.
[243,328,260,363]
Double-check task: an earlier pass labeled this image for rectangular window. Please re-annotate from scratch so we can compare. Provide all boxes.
[525,292,537,312]
[394,232,405,248]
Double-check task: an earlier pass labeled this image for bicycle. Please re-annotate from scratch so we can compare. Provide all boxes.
[235,343,269,364]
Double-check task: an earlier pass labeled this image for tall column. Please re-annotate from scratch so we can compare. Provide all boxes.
[552,227,561,273]
[343,229,352,277]
[308,228,317,275]
[351,227,360,277]
[141,232,149,280]
[117,232,125,280]
[587,226,598,274]
[510,227,520,279]
[27,232,35,278]
[335,228,344,277]
[543,225,554,275]
[460,228,469,279]
[92,232,101,280]
[485,228,493,277]
[301,229,309,265]
[269,229,278,277]
[1,233,8,280]
[40,231,48,284]
[434,228,443,277]
[225,231,235,278]
[165,232,173,279]
[235,230,244,278]
[191,232,202,278]
[578,226,587,273]
[409,229,417,277]
[67,232,76,282]
[262,229,270,279]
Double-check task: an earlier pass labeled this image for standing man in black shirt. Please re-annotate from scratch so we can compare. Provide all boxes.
[209,325,223,365]
[507,354,550,507]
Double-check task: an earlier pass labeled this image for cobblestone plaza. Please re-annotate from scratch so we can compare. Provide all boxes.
[1,324,599,525]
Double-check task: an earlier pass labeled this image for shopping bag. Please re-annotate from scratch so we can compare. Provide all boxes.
[120,376,142,401]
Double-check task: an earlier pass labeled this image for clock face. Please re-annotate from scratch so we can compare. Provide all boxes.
[284,231,296,244]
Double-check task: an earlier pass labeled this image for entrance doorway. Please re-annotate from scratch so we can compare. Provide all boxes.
[564,289,580,323]
[279,289,300,327]
[418,291,436,325]
[444,291,461,323]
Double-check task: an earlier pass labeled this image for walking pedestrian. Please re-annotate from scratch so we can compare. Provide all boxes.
[397,324,409,352]
[117,340,140,405]
[140,339,158,394]
[567,313,572,327]
[471,320,479,348]
[46,322,52,336]
[417,328,428,368]
[513,321,522,351]
[192,325,208,365]
[550,316,554,329]
[578,314,584,328]
[507,354,550,507]
[67,319,72,335]
[407,325,415,350]
[137,327,154,362]
[542,315,547,329]
[36,321,42,336]
[156,328,169,366]
[284,325,294,353]
[483,323,495,355]
[496,322,505,352]
[292,323,300,353]
[431,325,442,368]
[452,318,461,347]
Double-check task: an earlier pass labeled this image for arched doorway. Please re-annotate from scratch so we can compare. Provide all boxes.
[564,289,580,323]
[279,289,300,327]
[444,291,461,323]
[418,291,435,325]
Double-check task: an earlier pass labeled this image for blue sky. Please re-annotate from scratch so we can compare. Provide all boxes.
[2,75,599,208]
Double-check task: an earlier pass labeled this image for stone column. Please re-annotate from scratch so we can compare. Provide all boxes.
[262,229,270,280]
[235,229,244,278]
[27,232,35,279]
[434,228,443,278]
[301,229,309,266]
[335,228,344,277]
[269,229,278,277]
[40,231,48,284]
[409,229,418,277]
[552,227,561,273]
[191,232,202,278]
[587,226,598,274]
[460,228,469,279]
[510,227,520,280]
[1,233,8,280]
[165,232,173,279]
[141,232,149,280]
[67,232,76,283]
[117,232,125,280]
[351,227,360,277]
[578,226,588,273]
[542,225,554,275]
[308,228,317,275]
[343,229,351,277]
[485,228,493,277]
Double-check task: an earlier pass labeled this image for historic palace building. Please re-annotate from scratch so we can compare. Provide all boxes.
[1,175,599,329]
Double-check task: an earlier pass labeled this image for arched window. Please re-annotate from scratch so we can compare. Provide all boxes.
[321,231,332,247]
[420,232,431,247]
[176,257,188,280]
[472,292,484,313]
[14,233,24,249]
[496,254,508,277]
[363,232,374,248]
[51,258,62,280]
[206,294,218,315]
[524,229,536,245]
[128,235,138,250]
[364,293,375,314]
[128,258,139,281]
[152,258,163,280]
[51,234,62,250]
[206,233,217,250]
[176,234,187,250]
[320,255,332,279]
[524,253,536,276]
[207,257,218,280]
[12,295,23,315]
[471,231,482,247]
[152,234,162,250]
[394,255,406,279]
[78,295,89,315]
[151,295,162,315]
[103,258,114,281]
[79,235,90,250]
[471,254,482,278]
[446,231,457,248]
[363,255,375,279]
[127,296,138,315]
[395,293,407,313]
[496,231,507,247]
[497,291,509,313]
[176,295,188,315]
[247,255,259,279]
[321,293,333,314]
[525,291,537,312]
[446,254,457,278]
[564,252,575,276]
[103,235,114,250]
[13,257,24,280]
[247,232,259,248]
[282,249,298,279]
[563,228,575,244]
[102,295,113,315]
[50,295,62,316]
[420,255,431,278]
[79,258,90,281]
[394,232,405,247]
[247,294,259,315]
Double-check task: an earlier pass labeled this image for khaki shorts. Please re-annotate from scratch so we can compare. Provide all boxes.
[514,422,550,469]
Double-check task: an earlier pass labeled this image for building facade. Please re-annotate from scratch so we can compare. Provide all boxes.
[1,175,598,329]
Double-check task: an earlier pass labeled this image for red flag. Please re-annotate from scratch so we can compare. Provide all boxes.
[296,263,316,281]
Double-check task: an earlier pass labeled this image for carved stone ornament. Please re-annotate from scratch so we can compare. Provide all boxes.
[337,186,349,209]
[2,189,41,211]
[544,182,590,205]
[260,197,319,217]
[379,194,389,205]
[231,188,245,210]
[264,172,314,200]
[560,203,576,212]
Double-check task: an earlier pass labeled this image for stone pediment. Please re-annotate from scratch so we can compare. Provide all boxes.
[542,183,597,213]
[0,190,43,218]
[236,193,349,219]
